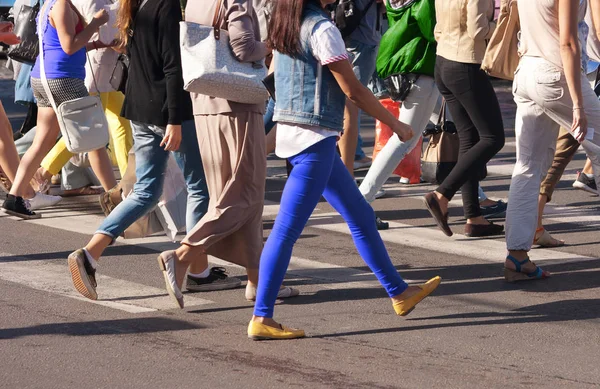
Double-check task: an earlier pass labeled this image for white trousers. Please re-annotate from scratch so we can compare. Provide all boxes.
[506,56,600,251]
[359,75,440,202]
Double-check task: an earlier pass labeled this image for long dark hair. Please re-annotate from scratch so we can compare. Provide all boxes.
[267,0,320,56]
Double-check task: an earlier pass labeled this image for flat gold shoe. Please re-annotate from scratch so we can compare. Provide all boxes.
[247,321,305,340]
[393,276,441,316]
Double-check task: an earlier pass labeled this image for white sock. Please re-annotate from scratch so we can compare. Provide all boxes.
[583,172,594,179]
[82,248,98,269]
[188,268,210,278]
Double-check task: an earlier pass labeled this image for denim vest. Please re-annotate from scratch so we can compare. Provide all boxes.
[273,4,347,131]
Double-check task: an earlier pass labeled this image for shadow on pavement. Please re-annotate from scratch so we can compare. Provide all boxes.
[313,299,600,339]
[0,317,202,340]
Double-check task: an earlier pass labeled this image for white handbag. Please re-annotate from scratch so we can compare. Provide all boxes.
[38,0,109,153]
[179,0,269,104]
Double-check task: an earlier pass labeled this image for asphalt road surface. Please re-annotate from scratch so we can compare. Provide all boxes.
[1,62,599,389]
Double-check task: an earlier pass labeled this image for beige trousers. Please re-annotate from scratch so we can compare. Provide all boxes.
[507,56,600,251]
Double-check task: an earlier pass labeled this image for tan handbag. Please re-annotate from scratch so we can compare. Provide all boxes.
[421,100,459,185]
[481,0,520,81]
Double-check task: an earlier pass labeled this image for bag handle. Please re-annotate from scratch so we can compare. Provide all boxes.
[212,0,225,40]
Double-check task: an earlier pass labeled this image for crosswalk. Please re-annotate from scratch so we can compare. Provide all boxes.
[1,180,598,313]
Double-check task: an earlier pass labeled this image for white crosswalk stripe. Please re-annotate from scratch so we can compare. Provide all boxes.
[1,185,598,312]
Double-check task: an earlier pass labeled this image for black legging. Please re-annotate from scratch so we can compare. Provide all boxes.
[434,55,505,219]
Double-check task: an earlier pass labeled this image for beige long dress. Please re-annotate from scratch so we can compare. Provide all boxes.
[181,0,268,271]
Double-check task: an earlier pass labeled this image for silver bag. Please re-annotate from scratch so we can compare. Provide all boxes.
[179,0,268,104]
[38,0,109,153]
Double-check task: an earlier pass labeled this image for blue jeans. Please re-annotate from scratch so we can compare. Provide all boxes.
[346,39,379,161]
[96,120,209,239]
[253,137,408,318]
[264,98,276,135]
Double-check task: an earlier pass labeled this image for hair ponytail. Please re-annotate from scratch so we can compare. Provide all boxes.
[267,0,312,56]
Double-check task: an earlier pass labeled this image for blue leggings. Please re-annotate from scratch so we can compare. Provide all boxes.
[253,137,409,318]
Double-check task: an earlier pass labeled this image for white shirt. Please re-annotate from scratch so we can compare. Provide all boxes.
[275,19,349,159]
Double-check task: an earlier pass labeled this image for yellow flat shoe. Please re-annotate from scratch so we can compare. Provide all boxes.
[247,321,305,341]
[393,276,441,316]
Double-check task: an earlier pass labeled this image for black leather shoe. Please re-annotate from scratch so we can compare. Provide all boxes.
[464,222,504,237]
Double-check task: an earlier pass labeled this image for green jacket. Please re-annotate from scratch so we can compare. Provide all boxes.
[376,0,437,78]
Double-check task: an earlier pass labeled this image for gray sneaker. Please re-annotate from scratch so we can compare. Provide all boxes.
[186,267,241,292]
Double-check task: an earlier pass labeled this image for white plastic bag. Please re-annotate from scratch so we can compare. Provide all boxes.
[154,156,188,241]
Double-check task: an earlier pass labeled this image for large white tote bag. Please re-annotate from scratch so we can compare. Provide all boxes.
[38,0,109,153]
[179,0,269,104]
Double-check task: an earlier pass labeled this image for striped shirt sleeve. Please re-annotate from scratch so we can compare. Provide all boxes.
[310,20,350,66]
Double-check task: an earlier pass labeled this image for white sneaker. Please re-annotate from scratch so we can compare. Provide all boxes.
[399,177,410,184]
[353,158,372,170]
[28,192,62,211]
[374,189,386,199]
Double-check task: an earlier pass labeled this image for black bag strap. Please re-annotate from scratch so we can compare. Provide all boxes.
[437,99,447,127]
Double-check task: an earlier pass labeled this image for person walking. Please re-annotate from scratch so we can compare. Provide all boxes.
[504,0,600,281]
[153,0,300,305]
[2,0,116,219]
[339,0,383,174]
[32,0,133,211]
[240,0,441,340]
[66,0,211,300]
[359,0,439,203]
[423,0,505,238]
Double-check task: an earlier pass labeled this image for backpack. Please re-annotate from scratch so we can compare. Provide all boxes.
[331,0,375,38]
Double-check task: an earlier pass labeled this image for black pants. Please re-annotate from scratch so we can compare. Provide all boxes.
[434,56,505,219]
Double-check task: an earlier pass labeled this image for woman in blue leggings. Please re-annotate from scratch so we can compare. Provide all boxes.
[248,0,442,340]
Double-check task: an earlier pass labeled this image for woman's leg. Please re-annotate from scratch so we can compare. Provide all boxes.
[506,96,559,264]
[103,91,133,177]
[323,155,409,298]
[360,76,440,202]
[0,102,35,198]
[253,137,337,321]
[339,101,360,176]
[83,122,170,260]
[87,147,118,191]
[9,107,61,198]
[40,138,72,177]
[434,59,505,223]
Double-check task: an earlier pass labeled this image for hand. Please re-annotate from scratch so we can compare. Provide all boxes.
[392,121,414,142]
[572,108,588,143]
[0,21,13,33]
[92,9,109,27]
[0,32,21,45]
[160,124,182,151]
[94,38,118,49]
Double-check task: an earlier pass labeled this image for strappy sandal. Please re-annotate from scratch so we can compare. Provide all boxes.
[504,255,551,283]
[533,227,565,247]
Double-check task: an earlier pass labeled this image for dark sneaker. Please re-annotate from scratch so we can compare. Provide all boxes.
[573,171,598,195]
[480,200,508,218]
[186,267,242,292]
[2,194,40,219]
[376,216,389,230]
[68,249,98,300]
